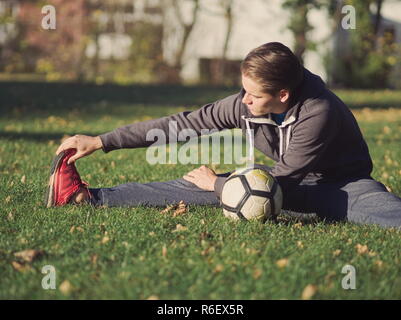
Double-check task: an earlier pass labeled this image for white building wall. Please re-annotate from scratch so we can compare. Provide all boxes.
[163,0,401,84]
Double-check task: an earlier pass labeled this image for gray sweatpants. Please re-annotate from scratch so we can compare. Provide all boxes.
[88,170,401,228]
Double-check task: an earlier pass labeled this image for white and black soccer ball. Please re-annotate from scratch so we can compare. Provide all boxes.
[220,166,283,222]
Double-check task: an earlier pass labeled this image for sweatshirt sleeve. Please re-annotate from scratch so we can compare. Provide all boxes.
[99,91,245,153]
[270,106,339,193]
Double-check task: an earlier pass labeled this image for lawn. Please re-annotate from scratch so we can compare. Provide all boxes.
[0,82,400,299]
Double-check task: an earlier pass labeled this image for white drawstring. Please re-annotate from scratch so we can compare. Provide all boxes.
[242,116,293,161]
[286,124,292,152]
[245,119,255,166]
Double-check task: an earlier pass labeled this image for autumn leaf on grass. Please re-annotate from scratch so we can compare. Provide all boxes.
[14,249,44,263]
[301,284,317,300]
[162,245,167,258]
[11,261,32,273]
[147,295,159,300]
[214,264,224,273]
[160,204,175,214]
[59,280,73,295]
[276,258,289,269]
[172,224,188,233]
[70,226,84,233]
[173,201,188,217]
[101,236,110,244]
[355,244,369,255]
[160,201,188,217]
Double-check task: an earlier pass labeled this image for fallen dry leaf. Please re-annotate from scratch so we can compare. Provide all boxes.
[172,224,188,233]
[297,241,304,249]
[293,222,303,228]
[245,248,259,255]
[374,260,383,268]
[160,204,175,214]
[276,258,289,269]
[162,245,167,258]
[173,207,187,217]
[59,280,73,295]
[147,295,159,300]
[101,236,110,244]
[333,249,341,257]
[355,244,369,255]
[301,284,317,300]
[69,226,84,233]
[14,249,44,263]
[160,201,188,217]
[20,175,26,184]
[5,196,11,203]
[214,264,224,273]
[7,211,14,221]
[173,201,188,217]
[11,261,32,273]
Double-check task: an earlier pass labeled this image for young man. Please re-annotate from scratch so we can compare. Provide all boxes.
[45,42,401,228]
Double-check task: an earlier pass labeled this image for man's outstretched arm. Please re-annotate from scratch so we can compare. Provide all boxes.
[99,91,244,153]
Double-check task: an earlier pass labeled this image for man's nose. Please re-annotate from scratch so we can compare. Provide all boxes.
[242,93,251,104]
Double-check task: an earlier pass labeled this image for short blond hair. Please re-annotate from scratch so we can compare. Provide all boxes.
[241,42,304,95]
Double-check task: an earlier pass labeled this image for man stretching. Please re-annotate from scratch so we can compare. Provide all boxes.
[45,42,401,228]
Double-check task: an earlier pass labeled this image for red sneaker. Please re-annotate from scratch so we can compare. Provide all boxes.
[44,149,91,207]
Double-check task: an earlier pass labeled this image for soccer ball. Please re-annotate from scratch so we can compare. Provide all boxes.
[220,166,283,222]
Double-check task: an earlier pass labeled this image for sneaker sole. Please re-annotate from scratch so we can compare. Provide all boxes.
[44,151,66,208]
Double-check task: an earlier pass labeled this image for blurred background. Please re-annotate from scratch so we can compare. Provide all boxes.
[0,0,400,88]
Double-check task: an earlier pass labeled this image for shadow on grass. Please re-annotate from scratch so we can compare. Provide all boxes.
[277,211,323,226]
[0,131,103,142]
[1,81,401,119]
[0,81,238,115]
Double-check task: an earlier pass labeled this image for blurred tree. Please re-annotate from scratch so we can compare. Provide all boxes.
[198,0,235,85]
[160,0,200,83]
[0,0,89,81]
[282,0,324,63]
[328,0,399,88]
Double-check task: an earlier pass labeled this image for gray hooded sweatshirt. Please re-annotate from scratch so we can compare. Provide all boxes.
[99,68,373,199]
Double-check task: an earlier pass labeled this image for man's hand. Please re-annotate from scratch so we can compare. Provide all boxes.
[56,135,103,164]
[183,165,217,191]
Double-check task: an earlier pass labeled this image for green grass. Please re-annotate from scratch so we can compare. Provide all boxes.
[0,82,400,299]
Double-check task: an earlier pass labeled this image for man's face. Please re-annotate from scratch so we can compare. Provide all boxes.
[241,74,289,116]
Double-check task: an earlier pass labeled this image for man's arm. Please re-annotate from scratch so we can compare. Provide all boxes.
[55,91,244,165]
[99,91,244,152]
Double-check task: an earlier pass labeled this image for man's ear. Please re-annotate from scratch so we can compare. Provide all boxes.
[279,89,290,103]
